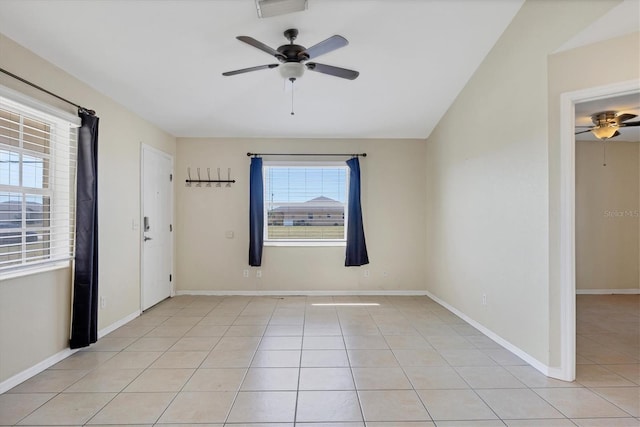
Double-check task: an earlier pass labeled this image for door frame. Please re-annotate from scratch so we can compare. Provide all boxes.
[558,79,640,381]
[140,143,175,311]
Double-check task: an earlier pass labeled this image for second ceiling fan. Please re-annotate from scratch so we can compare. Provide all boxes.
[222,28,359,81]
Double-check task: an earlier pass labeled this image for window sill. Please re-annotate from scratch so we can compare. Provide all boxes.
[0,260,72,282]
[265,241,347,247]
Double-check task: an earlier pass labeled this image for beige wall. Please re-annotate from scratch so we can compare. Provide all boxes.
[548,30,640,365]
[0,33,177,384]
[424,0,622,367]
[175,138,426,293]
[576,140,639,291]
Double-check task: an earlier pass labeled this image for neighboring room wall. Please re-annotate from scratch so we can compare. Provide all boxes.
[548,30,640,366]
[576,140,639,292]
[175,138,426,293]
[0,33,177,386]
[424,0,621,369]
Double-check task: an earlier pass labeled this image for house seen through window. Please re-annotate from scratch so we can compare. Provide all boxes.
[264,162,348,244]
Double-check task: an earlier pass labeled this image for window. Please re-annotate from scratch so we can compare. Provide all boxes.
[264,162,348,245]
[0,88,79,273]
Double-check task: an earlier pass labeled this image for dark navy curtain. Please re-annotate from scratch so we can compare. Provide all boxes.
[345,157,369,266]
[249,157,264,266]
[70,111,99,349]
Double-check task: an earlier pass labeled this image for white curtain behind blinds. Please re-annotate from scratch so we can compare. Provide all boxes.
[0,88,79,272]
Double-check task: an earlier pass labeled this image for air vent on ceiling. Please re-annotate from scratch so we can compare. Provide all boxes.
[256,0,308,18]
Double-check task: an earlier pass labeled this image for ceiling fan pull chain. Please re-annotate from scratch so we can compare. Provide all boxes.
[290,77,295,115]
[603,143,607,167]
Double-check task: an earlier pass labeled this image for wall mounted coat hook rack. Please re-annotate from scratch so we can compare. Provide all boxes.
[185,166,236,187]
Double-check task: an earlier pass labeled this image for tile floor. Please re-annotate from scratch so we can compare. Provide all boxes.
[1,294,638,426]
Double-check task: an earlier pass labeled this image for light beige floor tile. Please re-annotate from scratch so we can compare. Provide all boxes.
[352,367,412,390]
[17,392,115,426]
[233,314,271,325]
[50,351,116,369]
[435,422,506,427]
[169,336,220,351]
[483,349,527,366]
[123,368,194,392]
[591,386,640,417]
[201,349,255,368]
[241,368,299,391]
[182,368,246,391]
[366,422,435,427]
[157,391,235,423]
[259,336,303,350]
[417,389,497,421]
[347,350,399,367]
[297,423,364,427]
[8,369,88,393]
[128,314,169,327]
[534,387,631,418]
[226,391,297,423]
[0,393,55,425]
[576,365,637,387]
[264,325,304,336]
[83,336,137,352]
[605,364,640,384]
[504,420,577,426]
[124,337,179,352]
[466,335,503,350]
[251,350,301,367]
[185,324,229,336]
[572,418,640,426]
[305,325,344,336]
[225,325,267,337]
[299,367,355,390]
[504,366,579,388]
[105,324,154,338]
[87,392,175,424]
[344,335,389,350]
[303,336,345,350]
[439,350,497,367]
[341,325,381,336]
[145,324,193,337]
[455,366,525,389]
[149,351,208,368]
[163,316,203,326]
[425,335,475,350]
[475,388,566,419]
[392,349,449,367]
[384,335,433,350]
[64,368,142,392]
[296,390,363,422]
[198,315,236,325]
[214,336,261,351]
[404,366,469,390]
[359,390,430,422]
[99,351,163,369]
[301,350,350,367]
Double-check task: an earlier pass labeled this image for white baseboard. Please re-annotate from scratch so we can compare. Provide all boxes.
[176,290,429,297]
[0,347,79,394]
[423,290,560,380]
[0,310,141,394]
[98,310,141,339]
[576,289,640,295]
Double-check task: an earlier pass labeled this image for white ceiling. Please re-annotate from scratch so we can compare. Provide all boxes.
[0,0,526,139]
[575,93,640,142]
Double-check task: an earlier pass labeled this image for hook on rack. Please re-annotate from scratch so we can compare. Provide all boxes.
[186,167,192,187]
[206,168,212,187]
[216,168,222,188]
[227,168,232,188]
[196,168,202,187]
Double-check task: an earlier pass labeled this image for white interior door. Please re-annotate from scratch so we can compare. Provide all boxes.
[141,145,173,311]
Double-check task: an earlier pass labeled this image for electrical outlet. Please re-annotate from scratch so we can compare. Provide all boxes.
[482,294,487,305]
[256,270,262,278]
[364,269,370,278]
[243,270,249,278]
[100,296,106,309]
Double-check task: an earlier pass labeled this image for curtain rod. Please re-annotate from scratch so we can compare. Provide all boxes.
[247,152,366,157]
[0,67,95,115]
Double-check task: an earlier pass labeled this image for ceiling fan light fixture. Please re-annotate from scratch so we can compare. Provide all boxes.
[256,0,308,18]
[591,125,619,140]
[279,62,305,80]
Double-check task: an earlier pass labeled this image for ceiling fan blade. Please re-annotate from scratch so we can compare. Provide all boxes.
[620,120,640,127]
[237,36,284,59]
[306,62,359,80]
[300,35,348,60]
[612,130,621,138]
[617,113,638,123]
[222,64,278,76]
[574,129,593,135]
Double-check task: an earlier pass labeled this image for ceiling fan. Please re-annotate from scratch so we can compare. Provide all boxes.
[222,28,359,81]
[575,111,640,140]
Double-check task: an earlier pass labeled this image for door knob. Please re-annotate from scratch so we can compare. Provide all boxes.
[144,236,152,242]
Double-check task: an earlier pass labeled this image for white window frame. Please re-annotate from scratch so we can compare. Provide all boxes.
[263,160,349,247]
[0,86,79,277]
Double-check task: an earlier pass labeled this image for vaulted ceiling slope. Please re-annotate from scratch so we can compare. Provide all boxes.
[1,0,528,139]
